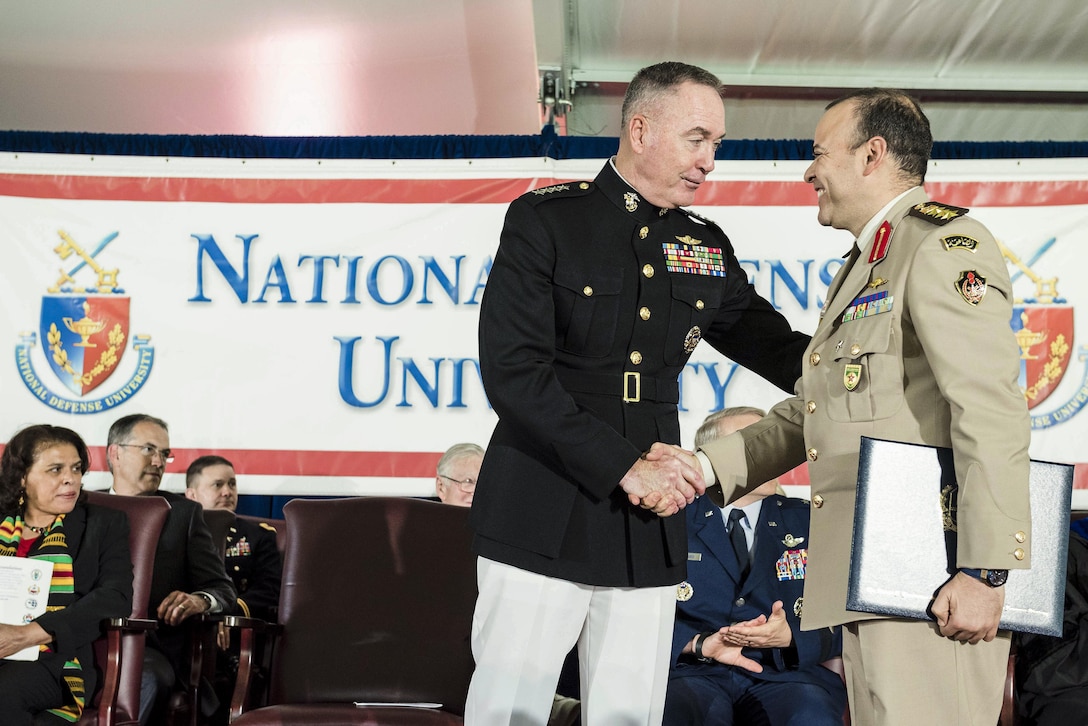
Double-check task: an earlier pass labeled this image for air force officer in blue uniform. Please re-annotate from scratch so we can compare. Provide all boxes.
[665,408,846,725]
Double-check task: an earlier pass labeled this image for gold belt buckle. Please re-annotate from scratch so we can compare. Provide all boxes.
[623,371,641,403]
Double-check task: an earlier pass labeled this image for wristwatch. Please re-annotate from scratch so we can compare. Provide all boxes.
[959,568,1008,587]
[693,632,715,663]
[195,592,215,611]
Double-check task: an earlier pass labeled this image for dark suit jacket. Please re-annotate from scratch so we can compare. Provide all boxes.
[147,492,236,676]
[34,500,134,705]
[471,161,809,587]
[148,492,236,611]
[225,516,282,621]
[670,494,841,693]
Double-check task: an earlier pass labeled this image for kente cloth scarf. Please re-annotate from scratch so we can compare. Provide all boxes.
[0,514,85,722]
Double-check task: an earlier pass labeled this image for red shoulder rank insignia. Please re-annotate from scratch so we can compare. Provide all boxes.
[908,201,969,226]
[868,220,892,263]
[955,270,987,305]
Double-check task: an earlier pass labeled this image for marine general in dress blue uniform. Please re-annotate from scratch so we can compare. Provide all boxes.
[465,62,810,725]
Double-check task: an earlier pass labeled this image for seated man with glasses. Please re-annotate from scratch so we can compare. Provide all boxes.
[106,413,236,725]
[434,443,483,507]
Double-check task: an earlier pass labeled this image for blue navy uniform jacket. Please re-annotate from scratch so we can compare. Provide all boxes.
[471,161,809,587]
[670,493,842,690]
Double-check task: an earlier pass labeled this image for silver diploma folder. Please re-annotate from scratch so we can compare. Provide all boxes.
[847,437,1072,636]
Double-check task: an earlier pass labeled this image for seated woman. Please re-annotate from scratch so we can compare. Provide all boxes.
[0,424,133,725]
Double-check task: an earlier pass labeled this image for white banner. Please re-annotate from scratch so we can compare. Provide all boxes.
[2,153,1086,504]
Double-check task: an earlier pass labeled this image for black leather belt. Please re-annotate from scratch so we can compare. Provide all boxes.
[555,369,679,404]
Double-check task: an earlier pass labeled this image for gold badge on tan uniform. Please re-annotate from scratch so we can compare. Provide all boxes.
[684,326,702,353]
[941,235,979,252]
[844,363,862,391]
[782,533,805,547]
[624,192,639,212]
[955,270,987,305]
[676,581,694,601]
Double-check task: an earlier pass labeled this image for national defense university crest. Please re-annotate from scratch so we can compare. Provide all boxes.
[15,230,155,413]
[1001,239,1085,429]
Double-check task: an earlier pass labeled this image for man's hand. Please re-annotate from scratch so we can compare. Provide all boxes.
[693,632,764,673]
[157,590,211,626]
[640,442,700,469]
[931,572,1004,644]
[718,600,793,649]
[217,621,231,650]
[620,443,705,517]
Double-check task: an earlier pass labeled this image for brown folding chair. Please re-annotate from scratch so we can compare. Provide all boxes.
[79,491,170,726]
[229,496,476,725]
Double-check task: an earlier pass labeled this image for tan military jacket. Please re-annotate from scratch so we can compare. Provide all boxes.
[702,187,1032,630]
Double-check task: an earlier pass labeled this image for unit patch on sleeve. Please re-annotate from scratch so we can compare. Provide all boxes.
[662,241,727,277]
[955,270,987,305]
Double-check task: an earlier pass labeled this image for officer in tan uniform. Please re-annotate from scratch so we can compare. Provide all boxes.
[686,89,1031,725]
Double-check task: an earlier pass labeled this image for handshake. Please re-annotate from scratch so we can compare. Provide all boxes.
[620,442,707,517]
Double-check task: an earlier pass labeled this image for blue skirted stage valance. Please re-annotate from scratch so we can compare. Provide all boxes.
[3,127,1087,161]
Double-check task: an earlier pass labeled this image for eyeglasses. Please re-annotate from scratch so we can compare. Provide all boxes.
[438,474,477,492]
[117,443,175,464]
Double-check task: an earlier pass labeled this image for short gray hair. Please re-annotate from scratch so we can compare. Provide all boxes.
[437,443,484,476]
[693,406,766,448]
[621,61,724,131]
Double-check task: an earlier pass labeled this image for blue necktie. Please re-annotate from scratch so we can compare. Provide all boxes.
[728,509,750,579]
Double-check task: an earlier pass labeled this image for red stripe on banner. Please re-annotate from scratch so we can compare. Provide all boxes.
[778,463,810,486]
[0,174,544,205]
[3,174,1088,206]
[76,446,443,478]
[1076,463,1088,491]
[1,445,1085,490]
